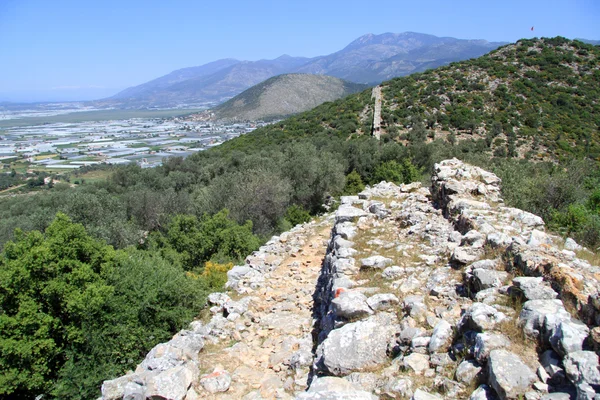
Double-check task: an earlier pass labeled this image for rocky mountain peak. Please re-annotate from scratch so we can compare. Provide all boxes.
[101,159,600,399]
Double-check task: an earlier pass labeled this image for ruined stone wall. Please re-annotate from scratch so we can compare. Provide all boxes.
[101,159,600,400]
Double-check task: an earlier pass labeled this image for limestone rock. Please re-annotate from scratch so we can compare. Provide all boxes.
[474,332,511,363]
[563,351,600,386]
[297,376,377,399]
[102,374,137,400]
[549,319,590,357]
[510,277,557,301]
[411,388,443,400]
[456,359,483,384]
[366,293,400,311]
[146,363,199,400]
[428,320,453,353]
[331,290,373,320]
[384,377,413,398]
[459,302,508,332]
[315,313,397,375]
[199,369,232,393]
[487,349,536,399]
[403,353,430,374]
[518,299,571,340]
[360,255,393,269]
[336,205,369,223]
[469,384,499,400]
[472,269,510,292]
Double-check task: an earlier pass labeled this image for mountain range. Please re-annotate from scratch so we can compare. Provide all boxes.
[97,32,507,108]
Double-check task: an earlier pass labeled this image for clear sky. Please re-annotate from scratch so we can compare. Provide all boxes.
[0,0,598,102]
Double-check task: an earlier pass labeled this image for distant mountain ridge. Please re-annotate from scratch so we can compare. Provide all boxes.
[98,32,507,108]
[212,73,368,121]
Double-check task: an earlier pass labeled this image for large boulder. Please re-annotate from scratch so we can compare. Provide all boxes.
[487,350,536,399]
[315,313,397,375]
[518,299,571,340]
[549,319,590,357]
[510,277,557,301]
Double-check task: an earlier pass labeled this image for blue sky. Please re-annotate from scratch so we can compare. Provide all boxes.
[0,0,598,102]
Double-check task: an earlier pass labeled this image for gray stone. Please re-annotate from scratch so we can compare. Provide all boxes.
[146,363,199,400]
[519,300,571,340]
[336,205,369,223]
[366,293,400,311]
[122,381,145,400]
[574,381,597,400]
[428,320,453,353]
[487,232,513,248]
[472,269,510,292]
[459,302,508,332]
[382,266,404,279]
[139,343,186,372]
[563,351,600,385]
[549,319,590,357]
[333,258,358,276]
[227,265,259,282]
[334,236,355,250]
[411,388,443,400]
[403,353,430,374]
[207,292,231,307]
[316,313,397,375]
[539,394,571,400]
[332,290,373,320]
[168,330,205,361]
[344,372,379,392]
[470,259,500,270]
[360,255,393,269]
[297,376,377,400]
[412,336,431,351]
[398,326,426,344]
[540,350,565,380]
[564,238,582,251]
[474,332,511,363]
[102,374,137,400]
[456,359,483,384]
[199,369,231,393]
[452,247,481,264]
[335,222,358,240]
[511,277,557,301]
[487,349,536,400]
[385,378,413,398]
[527,230,552,247]
[470,384,498,400]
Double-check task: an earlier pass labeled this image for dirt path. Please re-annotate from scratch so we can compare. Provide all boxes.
[197,218,332,399]
[372,86,382,140]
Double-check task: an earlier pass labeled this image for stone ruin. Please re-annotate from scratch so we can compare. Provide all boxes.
[101,158,600,399]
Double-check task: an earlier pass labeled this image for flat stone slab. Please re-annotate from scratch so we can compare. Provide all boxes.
[316,313,397,376]
[487,349,536,399]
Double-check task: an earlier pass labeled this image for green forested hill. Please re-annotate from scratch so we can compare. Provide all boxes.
[1,37,599,399]
[379,36,600,161]
[212,73,368,121]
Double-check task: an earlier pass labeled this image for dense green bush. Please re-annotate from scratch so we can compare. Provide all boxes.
[0,214,208,399]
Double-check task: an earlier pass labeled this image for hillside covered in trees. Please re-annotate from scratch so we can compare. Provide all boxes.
[0,37,599,399]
